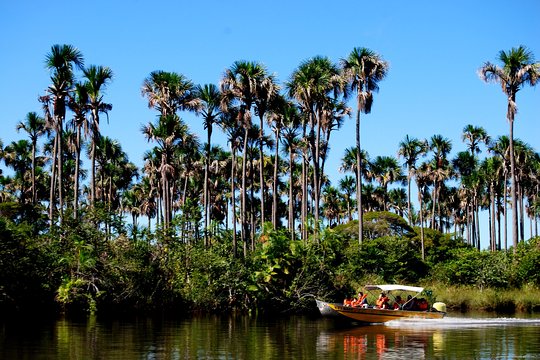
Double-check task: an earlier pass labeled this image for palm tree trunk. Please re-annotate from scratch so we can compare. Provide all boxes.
[57,122,64,222]
[509,117,519,251]
[475,200,480,250]
[518,182,525,242]
[431,183,437,229]
[231,147,237,257]
[503,173,508,251]
[203,129,210,247]
[288,150,294,240]
[301,124,308,242]
[73,127,81,219]
[31,141,36,204]
[259,116,265,226]
[490,184,496,251]
[49,134,58,226]
[272,127,280,229]
[417,182,425,260]
[249,150,255,250]
[356,108,363,244]
[407,169,412,225]
[241,131,249,256]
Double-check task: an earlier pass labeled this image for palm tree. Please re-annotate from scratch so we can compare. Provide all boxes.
[67,83,90,218]
[141,115,188,230]
[194,83,222,246]
[3,140,32,203]
[254,71,279,225]
[267,95,292,229]
[480,156,504,251]
[220,61,266,249]
[453,150,479,246]
[479,45,540,251]
[280,107,302,237]
[398,135,428,225]
[16,112,46,204]
[338,175,356,221]
[83,65,113,207]
[489,136,511,250]
[288,56,343,239]
[219,108,243,255]
[341,47,389,244]
[43,44,84,224]
[429,134,453,230]
[368,155,404,211]
[141,71,200,230]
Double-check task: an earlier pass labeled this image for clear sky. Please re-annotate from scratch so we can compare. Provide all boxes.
[1,0,539,246]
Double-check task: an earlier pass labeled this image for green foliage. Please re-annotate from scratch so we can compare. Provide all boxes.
[333,211,415,241]
[430,247,512,289]
[513,237,540,287]
[342,236,427,286]
[1,209,540,315]
[0,217,59,313]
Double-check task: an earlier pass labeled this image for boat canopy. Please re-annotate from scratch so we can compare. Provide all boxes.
[364,285,424,294]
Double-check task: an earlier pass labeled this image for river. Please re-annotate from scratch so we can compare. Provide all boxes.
[1,313,540,359]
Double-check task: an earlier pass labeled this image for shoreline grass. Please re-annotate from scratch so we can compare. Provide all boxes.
[429,284,540,313]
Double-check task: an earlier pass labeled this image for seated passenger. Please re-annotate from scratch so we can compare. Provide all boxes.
[402,295,417,311]
[343,295,353,307]
[417,298,429,311]
[352,291,368,307]
[393,295,404,310]
[376,292,390,309]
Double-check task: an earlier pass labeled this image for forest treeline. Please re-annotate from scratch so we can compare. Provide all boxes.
[0,44,539,315]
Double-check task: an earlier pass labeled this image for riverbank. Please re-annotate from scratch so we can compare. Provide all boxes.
[430,285,540,313]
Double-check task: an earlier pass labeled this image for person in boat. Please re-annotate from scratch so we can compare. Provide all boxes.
[417,298,429,311]
[343,295,354,307]
[402,294,417,310]
[352,291,368,307]
[393,295,404,310]
[376,292,390,309]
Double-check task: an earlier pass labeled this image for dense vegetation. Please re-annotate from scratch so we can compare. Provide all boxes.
[0,44,539,315]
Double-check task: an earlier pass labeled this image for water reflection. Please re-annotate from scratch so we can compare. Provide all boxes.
[1,315,539,359]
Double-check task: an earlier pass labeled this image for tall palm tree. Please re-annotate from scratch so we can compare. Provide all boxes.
[254,71,279,225]
[288,56,343,239]
[83,65,113,207]
[194,83,222,246]
[368,155,404,211]
[429,134,453,230]
[479,45,540,251]
[16,112,46,204]
[280,107,302,237]
[67,83,90,218]
[489,136,511,250]
[3,140,32,203]
[267,95,291,229]
[398,135,428,225]
[220,61,266,250]
[338,175,356,221]
[43,44,84,224]
[141,115,188,230]
[219,108,243,255]
[341,47,389,244]
[462,124,491,156]
[141,71,200,230]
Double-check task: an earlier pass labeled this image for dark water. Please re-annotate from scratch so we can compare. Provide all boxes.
[1,314,540,359]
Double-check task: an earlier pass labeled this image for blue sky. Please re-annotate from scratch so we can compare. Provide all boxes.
[1,0,539,246]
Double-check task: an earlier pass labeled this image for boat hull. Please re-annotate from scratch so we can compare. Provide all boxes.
[315,299,342,317]
[318,301,445,324]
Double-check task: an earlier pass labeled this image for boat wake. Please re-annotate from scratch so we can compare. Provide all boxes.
[385,316,540,329]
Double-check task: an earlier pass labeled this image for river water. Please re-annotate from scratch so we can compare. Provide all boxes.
[1,313,540,359]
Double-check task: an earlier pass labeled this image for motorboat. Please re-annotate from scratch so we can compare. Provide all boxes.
[316,284,446,324]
